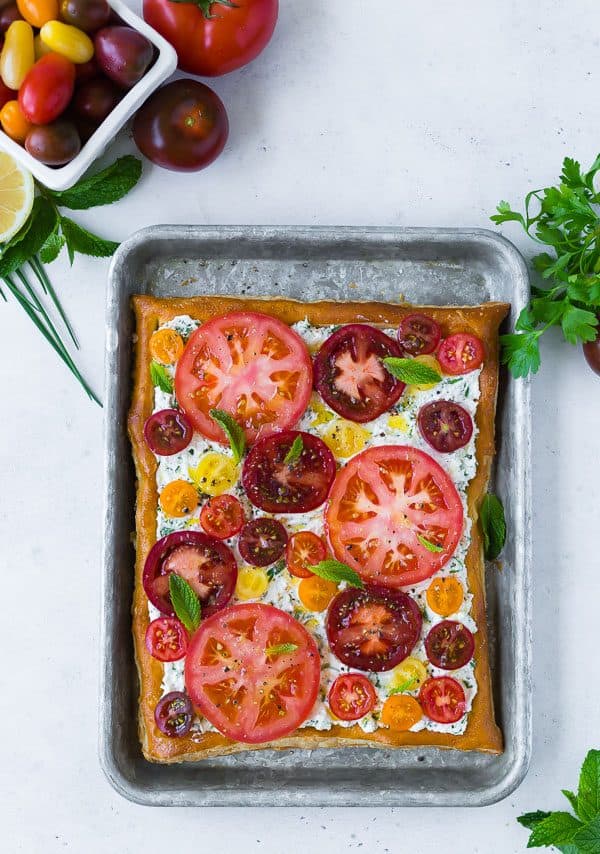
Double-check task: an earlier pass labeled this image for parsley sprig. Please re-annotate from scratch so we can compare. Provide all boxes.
[491,154,600,377]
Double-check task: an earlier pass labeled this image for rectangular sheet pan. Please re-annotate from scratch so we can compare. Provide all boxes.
[101,225,531,807]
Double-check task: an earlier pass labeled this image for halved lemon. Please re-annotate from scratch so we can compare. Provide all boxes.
[0,152,34,244]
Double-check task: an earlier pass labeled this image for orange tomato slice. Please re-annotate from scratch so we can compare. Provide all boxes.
[150,328,184,365]
[159,480,199,517]
[381,695,422,731]
[426,576,464,616]
[298,576,338,612]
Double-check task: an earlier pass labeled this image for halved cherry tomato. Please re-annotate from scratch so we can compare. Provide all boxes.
[200,494,244,540]
[40,20,94,63]
[184,603,321,743]
[322,418,370,458]
[242,430,335,514]
[0,99,31,142]
[286,531,327,579]
[238,517,287,566]
[380,695,422,731]
[425,620,474,670]
[175,311,312,445]
[426,576,464,617]
[16,0,58,28]
[149,327,184,365]
[144,408,192,456]
[297,575,338,612]
[325,445,464,588]
[143,530,237,617]
[0,20,34,90]
[159,479,199,517]
[235,565,269,600]
[19,53,75,125]
[419,676,466,724]
[154,691,192,737]
[314,324,405,423]
[388,656,428,692]
[326,585,422,672]
[188,452,238,497]
[328,673,376,721]
[417,400,473,453]
[145,617,188,662]
[397,314,441,356]
[438,334,484,375]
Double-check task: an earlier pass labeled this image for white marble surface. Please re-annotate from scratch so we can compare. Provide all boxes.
[2,1,600,851]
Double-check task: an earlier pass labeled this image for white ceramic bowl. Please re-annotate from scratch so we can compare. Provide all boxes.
[0,0,177,190]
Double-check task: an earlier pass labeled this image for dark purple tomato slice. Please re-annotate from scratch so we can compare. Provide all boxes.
[144,408,193,456]
[425,620,474,670]
[238,518,288,567]
[143,530,237,617]
[314,324,405,422]
[154,691,192,737]
[145,617,188,662]
[242,430,336,514]
[417,400,473,453]
[326,585,422,672]
[397,314,441,356]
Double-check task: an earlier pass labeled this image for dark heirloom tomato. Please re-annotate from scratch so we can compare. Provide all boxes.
[73,76,121,124]
[425,620,474,670]
[94,25,153,88]
[583,332,600,376]
[326,585,422,672]
[314,324,405,423]
[417,400,473,453]
[154,691,193,737]
[61,0,111,33]
[19,54,75,125]
[144,408,192,456]
[242,430,335,514]
[0,81,16,112]
[0,4,22,34]
[75,57,99,82]
[328,673,376,721]
[143,530,237,617]
[438,334,484,375]
[25,120,81,165]
[200,494,245,540]
[419,676,466,724]
[238,517,287,566]
[286,531,327,579]
[397,314,441,356]
[145,617,188,662]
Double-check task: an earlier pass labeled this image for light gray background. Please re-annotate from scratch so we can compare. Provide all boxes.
[2,1,599,851]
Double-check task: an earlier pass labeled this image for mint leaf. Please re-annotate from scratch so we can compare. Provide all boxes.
[60,216,118,264]
[518,812,553,831]
[209,409,245,463]
[168,573,201,634]
[480,494,506,560]
[48,155,142,210]
[0,197,57,278]
[573,815,600,852]
[527,812,582,848]
[150,361,173,393]
[416,534,443,553]
[266,643,298,657]
[310,560,364,589]
[578,750,600,823]
[284,435,303,466]
[562,790,580,816]
[382,357,441,385]
[39,227,66,264]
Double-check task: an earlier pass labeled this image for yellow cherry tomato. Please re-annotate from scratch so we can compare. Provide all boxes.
[39,20,94,64]
[310,396,334,426]
[0,100,33,143]
[408,354,443,392]
[34,34,53,60]
[149,328,184,365]
[426,576,464,617]
[235,566,269,601]
[298,576,338,612]
[0,21,35,90]
[322,419,370,458]
[188,452,238,497]
[381,695,423,731]
[387,413,408,432]
[17,0,58,27]
[389,657,428,693]
[159,480,199,517]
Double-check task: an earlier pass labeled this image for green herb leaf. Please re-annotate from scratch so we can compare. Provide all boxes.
[388,676,417,695]
[518,811,553,831]
[47,155,142,210]
[562,790,580,817]
[480,494,506,560]
[209,409,245,463]
[150,361,173,393]
[284,435,304,466]
[60,216,119,264]
[310,560,364,588]
[527,812,582,848]
[266,643,298,657]
[382,357,441,385]
[416,534,443,553]
[577,750,600,823]
[0,197,57,278]
[39,227,66,264]
[267,560,285,581]
[573,815,600,852]
[168,573,201,634]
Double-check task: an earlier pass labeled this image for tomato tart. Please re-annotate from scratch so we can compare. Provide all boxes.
[129,296,508,762]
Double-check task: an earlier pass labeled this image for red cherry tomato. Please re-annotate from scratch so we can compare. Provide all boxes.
[238,517,287,567]
[143,0,278,77]
[397,314,441,356]
[325,446,464,588]
[175,311,312,445]
[200,494,245,540]
[328,673,377,721]
[419,676,466,724]
[184,603,320,743]
[286,531,327,579]
[143,530,237,618]
[145,617,189,662]
[242,430,335,514]
[19,53,75,124]
[326,585,422,672]
[154,691,193,737]
[417,400,473,453]
[143,408,193,456]
[425,620,474,670]
[438,334,485,375]
[314,324,405,423]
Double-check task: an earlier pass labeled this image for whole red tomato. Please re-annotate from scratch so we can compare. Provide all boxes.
[143,0,278,76]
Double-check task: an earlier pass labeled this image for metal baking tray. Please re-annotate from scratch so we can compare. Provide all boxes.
[101,225,531,807]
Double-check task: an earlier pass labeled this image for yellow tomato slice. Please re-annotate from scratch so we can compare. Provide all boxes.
[408,354,443,392]
[310,397,335,426]
[381,695,423,731]
[298,576,338,612]
[159,480,199,517]
[387,413,408,432]
[388,657,428,693]
[149,328,184,365]
[235,567,269,601]
[188,453,238,496]
[426,576,464,616]
[322,419,370,458]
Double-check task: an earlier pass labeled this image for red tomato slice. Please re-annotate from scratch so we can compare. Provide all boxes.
[438,334,484,375]
[313,324,405,422]
[174,312,313,444]
[419,676,466,724]
[145,617,189,662]
[328,673,377,721]
[200,494,245,540]
[286,531,327,579]
[325,445,464,588]
[242,430,336,513]
[144,408,193,456]
[143,531,237,618]
[417,401,473,453]
[184,603,321,743]
[425,620,474,670]
[397,314,441,356]
[326,586,422,672]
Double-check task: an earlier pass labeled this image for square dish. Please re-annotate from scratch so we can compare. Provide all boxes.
[129,294,508,762]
